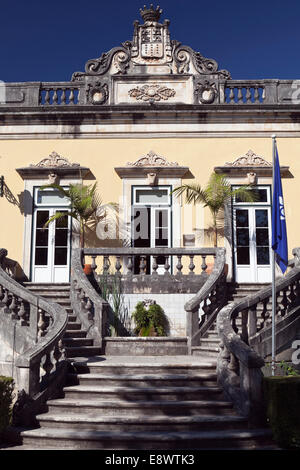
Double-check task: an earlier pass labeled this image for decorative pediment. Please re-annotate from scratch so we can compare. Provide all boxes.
[115,150,189,179]
[214,149,291,179]
[127,150,178,167]
[225,150,272,167]
[16,151,89,180]
[30,151,80,168]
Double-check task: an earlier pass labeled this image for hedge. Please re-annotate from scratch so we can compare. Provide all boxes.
[263,376,300,449]
[0,376,14,433]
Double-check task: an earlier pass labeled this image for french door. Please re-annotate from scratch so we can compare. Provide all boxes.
[233,186,272,283]
[132,186,172,274]
[31,188,71,283]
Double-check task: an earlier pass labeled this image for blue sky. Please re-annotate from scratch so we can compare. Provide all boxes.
[1,0,300,82]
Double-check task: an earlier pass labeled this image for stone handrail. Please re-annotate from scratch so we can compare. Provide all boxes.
[70,248,110,350]
[0,249,68,424]
[217,247,300,424]
[184,247,227,353]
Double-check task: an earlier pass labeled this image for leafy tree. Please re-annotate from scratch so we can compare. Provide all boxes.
[172,172,258,247]
[41,182,116,248]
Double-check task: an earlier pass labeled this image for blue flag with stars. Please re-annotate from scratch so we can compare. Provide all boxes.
[272,144,288,273]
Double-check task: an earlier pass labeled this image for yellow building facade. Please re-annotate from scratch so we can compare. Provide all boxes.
[0,5,298,287]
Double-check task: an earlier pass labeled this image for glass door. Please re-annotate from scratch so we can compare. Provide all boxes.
[233,186,272,283]
[31,188,71,283]
[132,186,172,274]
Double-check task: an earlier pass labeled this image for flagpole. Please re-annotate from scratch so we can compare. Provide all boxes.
[271,134,277,376]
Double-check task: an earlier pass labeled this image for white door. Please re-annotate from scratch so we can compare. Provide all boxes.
[132,186,172,274]
[31,188,71,283]
[233,186,272,283]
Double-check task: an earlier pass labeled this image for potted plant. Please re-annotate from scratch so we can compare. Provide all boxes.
[132,300,169,337]
[41,182,116,273]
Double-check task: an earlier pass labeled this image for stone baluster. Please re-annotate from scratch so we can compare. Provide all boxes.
[61,88,66,104]
[126,256,133,277]
[152,256,158,276]
[245,86,252,103]
[139,256,146,275]
[18,298,27,326]
[115,256,122,275]
[176,255,183,276]
[201,255,207,273]
[248,305,258,338]
[41,351,53,378]
[84,296,93,321]
[69,89,75,104]
[103,255,110,275]
[44,89,50,104]
[188,255,195,275]
[237,86,243,103]
[37,309,47,338]
[91,255,97,275]
[164,256,170,275]
[254,86,260,103]
[228,86,235,103]
[9,294,18,319]
[52,89,58,105]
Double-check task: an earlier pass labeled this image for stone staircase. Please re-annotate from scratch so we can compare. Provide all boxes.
[191,283,269,358]
[24,283,102,358]
[12,282,276,450]
[18,356,275,450]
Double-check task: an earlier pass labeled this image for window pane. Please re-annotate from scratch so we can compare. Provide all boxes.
[236,210,249,227]
[36,229,49,246]
[35,248,48,265]
[55,229,68,246]
[234,188,268,203]
[256,228,269,246]
[257,247,270,265]
[37,189,69,205]
[54,248,68,265]
[237,228,249,246]
[135,189,169,204]
[132,207,150,246]
[237,247,250,265]
[36,211,49,228]
[55,211,68,228]
[255,209,268,228]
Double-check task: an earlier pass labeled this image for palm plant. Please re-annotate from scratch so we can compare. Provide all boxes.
[41,182,112,248]
[172,172,258,247]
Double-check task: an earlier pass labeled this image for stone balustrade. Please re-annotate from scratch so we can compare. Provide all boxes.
[0,78,296,108]
[0,249,68,424]
[39,82,82,105]
[217,247,300,424]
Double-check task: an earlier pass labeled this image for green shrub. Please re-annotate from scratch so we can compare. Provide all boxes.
[263,376,300,449]
[132,302,169,337]
[0,376,14,433]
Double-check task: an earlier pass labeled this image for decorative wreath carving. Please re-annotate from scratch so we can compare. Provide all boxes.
[128,84,176,103]
[195,80,218,104]
[225,150,272,167]
[86,81,108,105]
[127,150,178,167]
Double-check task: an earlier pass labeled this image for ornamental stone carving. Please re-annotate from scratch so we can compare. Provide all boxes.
[128,84,176,102]
[195,80,218,104]
[225,150,272,167]
[30,151,80,168]
[86,81,108,105]
[127,150,178,167]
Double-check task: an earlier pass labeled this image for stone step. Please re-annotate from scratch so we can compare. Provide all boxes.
[63,338,93,347]
[67,372,218,387]
[20,427,273,450]
[62,384,225,401]
[65,346,102,358]
[46,398,236,417]
[64,330,87,339]
[65,322,82,331]
[192,346,219,357]
[104,337,188,356]
[35,413,247,432]
[70,358,217,376]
